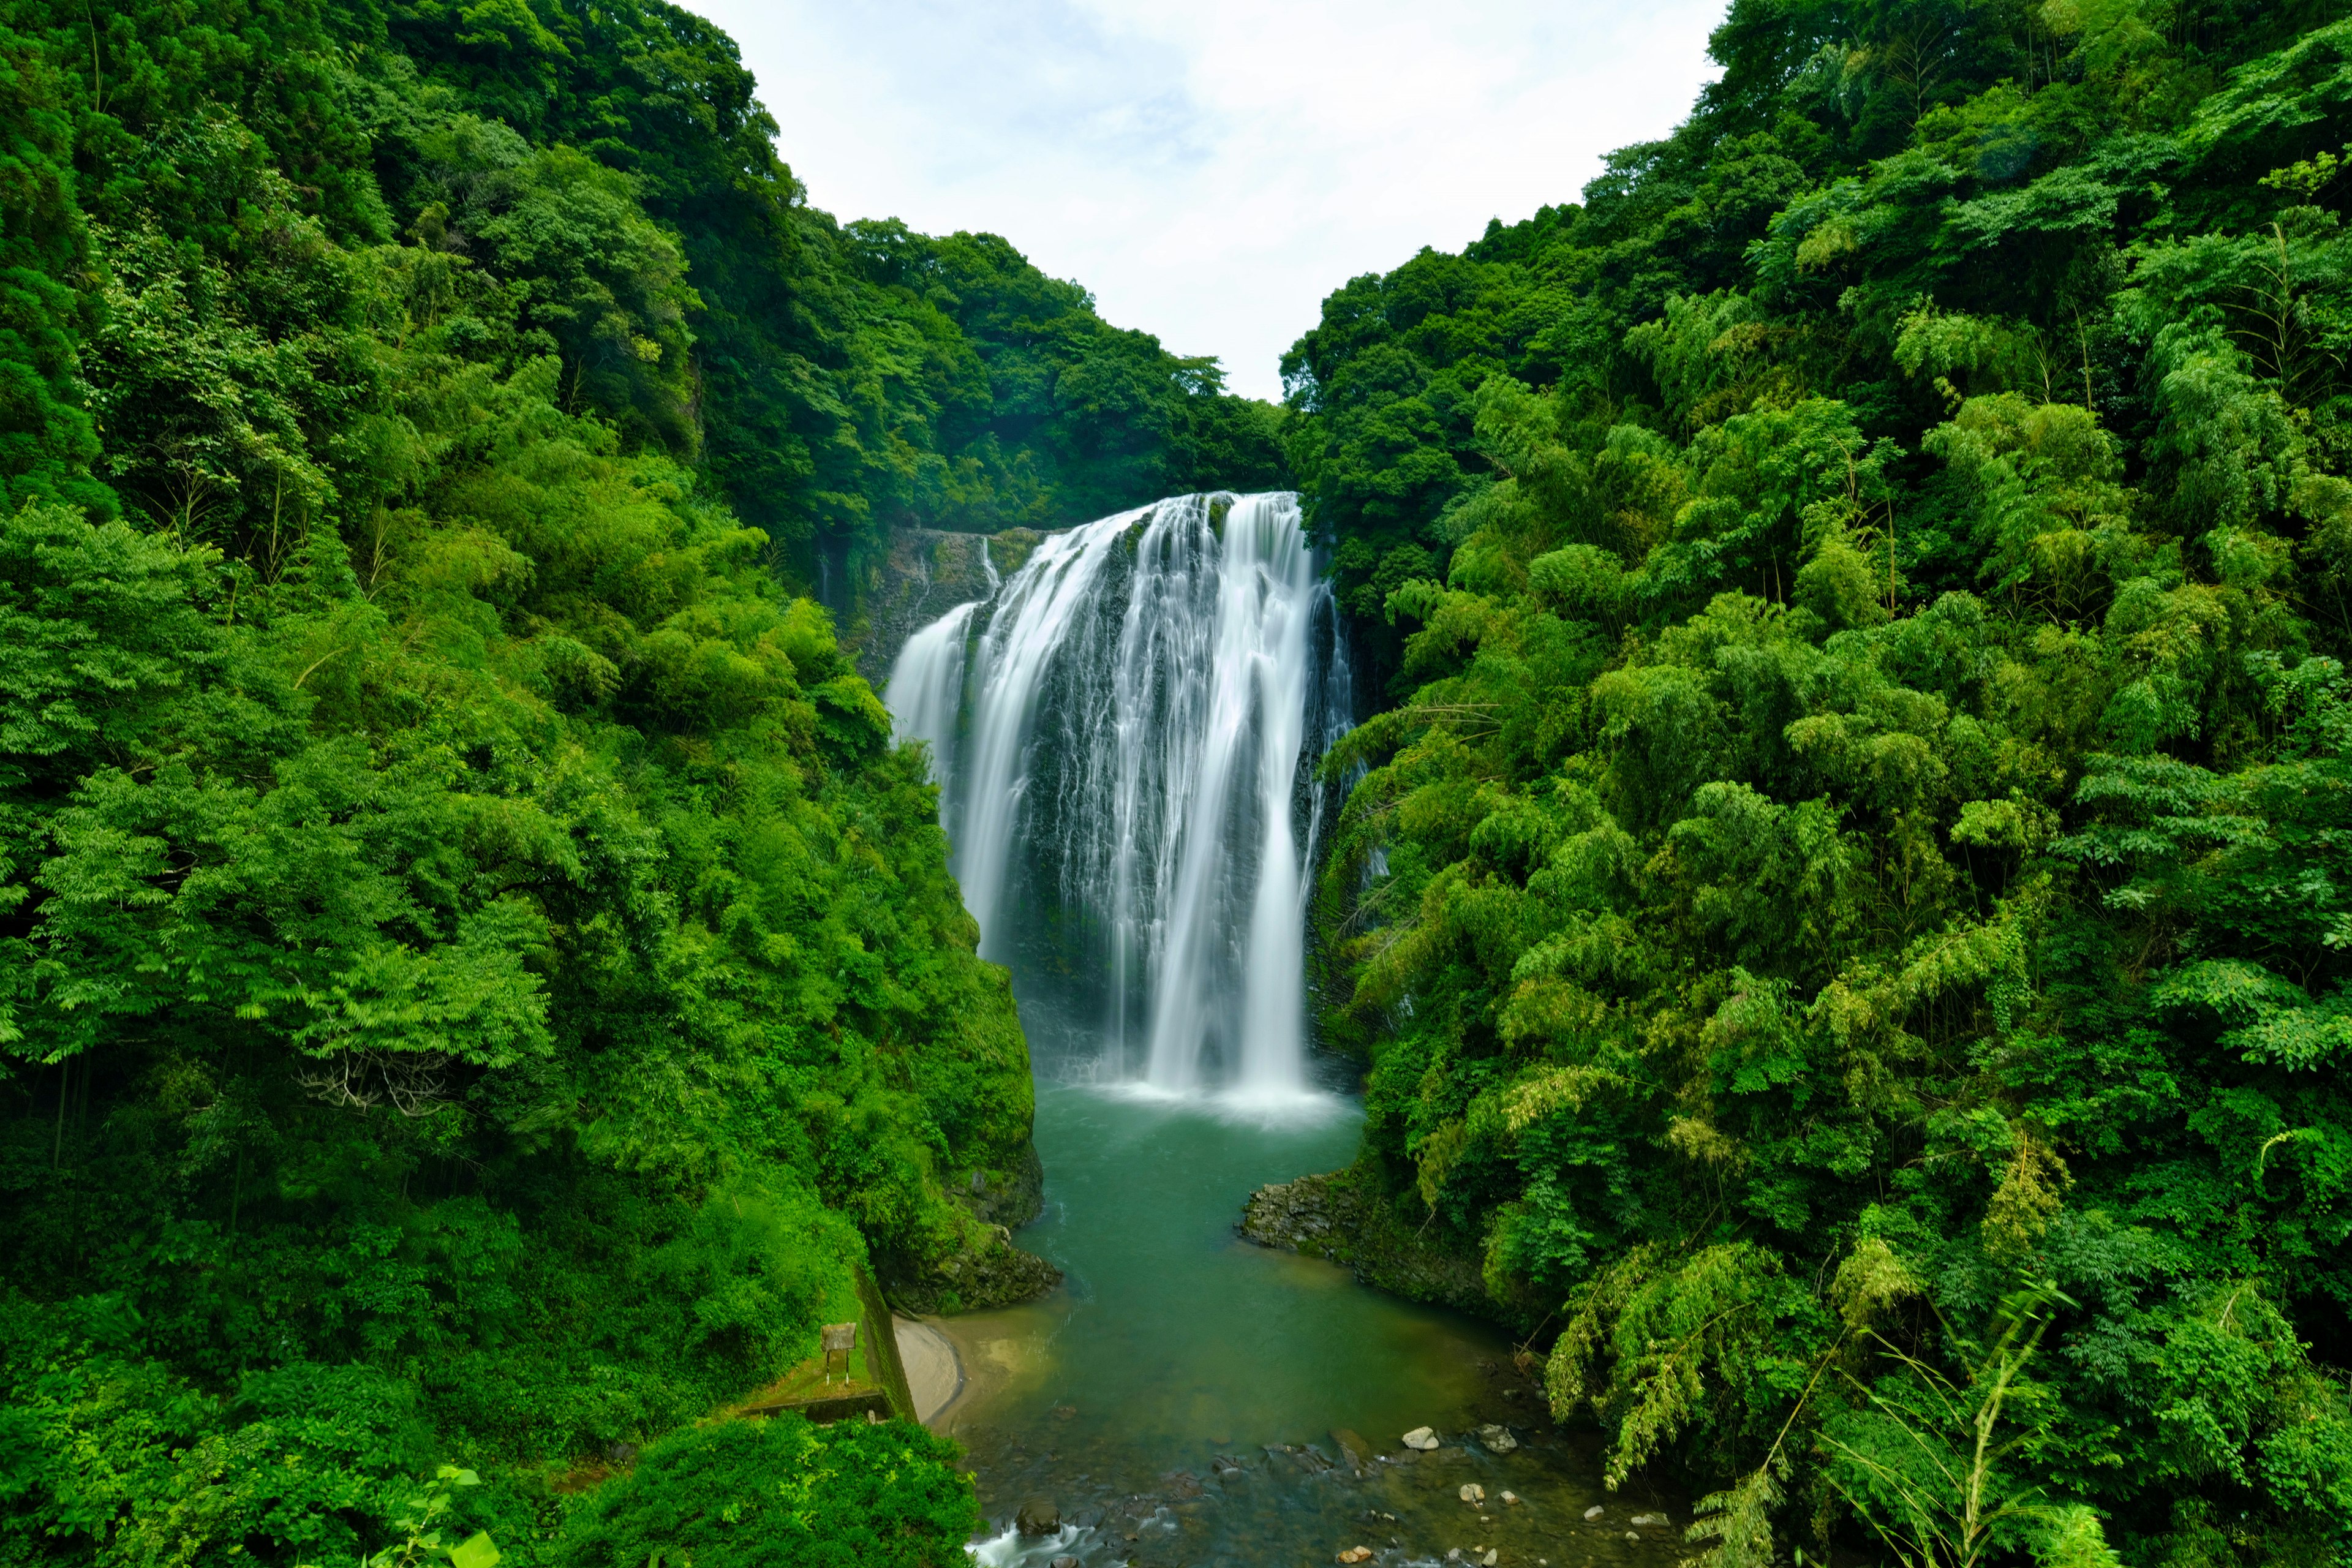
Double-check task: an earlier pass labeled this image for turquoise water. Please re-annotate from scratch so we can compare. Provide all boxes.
[946,1080,1686,1568]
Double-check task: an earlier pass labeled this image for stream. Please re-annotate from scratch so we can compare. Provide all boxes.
[940,1078,1685,1568]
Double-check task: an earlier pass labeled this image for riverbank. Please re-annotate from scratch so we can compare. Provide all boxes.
[895,1317,965,1425]
[1238,1166,1499,1322]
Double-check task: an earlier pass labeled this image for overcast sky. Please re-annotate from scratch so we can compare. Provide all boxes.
[687,1,1730,401]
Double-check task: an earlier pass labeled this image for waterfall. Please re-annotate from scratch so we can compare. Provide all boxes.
[886,599,978,775]
[884,494,1350,1096]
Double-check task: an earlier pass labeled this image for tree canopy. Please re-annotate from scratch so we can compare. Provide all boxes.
[1294,2,2352,1564]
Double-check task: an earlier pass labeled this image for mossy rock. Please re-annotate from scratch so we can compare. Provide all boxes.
[987,526,1047,577]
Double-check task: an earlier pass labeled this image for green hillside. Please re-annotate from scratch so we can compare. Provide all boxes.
[0,1,1199,1561]
[1294,2,2352,1562]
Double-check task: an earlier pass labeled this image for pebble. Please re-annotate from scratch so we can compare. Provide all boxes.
[1501,1490,1520,1506]
[1403,1425,1441,1450]
[1460,1483,1486,1504]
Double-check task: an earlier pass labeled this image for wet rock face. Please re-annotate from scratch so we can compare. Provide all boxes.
[1016,1498,1060,1536]
[886,1220,1063,1314]
[850,527,997,684]
[965,1142,1046,1229]
[1238,1170,1491,1319]
[850,525,1054,683]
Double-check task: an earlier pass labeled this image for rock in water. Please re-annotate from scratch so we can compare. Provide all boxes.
[1403,1425,1441,1450]
[1016,1499,1060,1536]
[1634,1513,1668,1526]
[1483,1553,1499,1566]
[1501,1491,1520,1505]
[1460,1483,1487,1504]
[1338,1551,1374,1564]
[1051,1559,1079,1568]
[1584,1506,1605,1521]
[1332,1427,1374,1470]
[1477,1423,1518,1453]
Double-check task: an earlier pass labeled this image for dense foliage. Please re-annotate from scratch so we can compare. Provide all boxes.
[1297,2,2352,1564]
[554,1415,978,1568]
[0,0,1272,1560]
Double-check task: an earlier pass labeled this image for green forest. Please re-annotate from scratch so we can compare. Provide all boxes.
[0,0,1272,1562]
[6,0,2352,1566]
[1296,2,2352,1565]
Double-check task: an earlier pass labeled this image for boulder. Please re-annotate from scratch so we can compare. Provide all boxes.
[1501,1491,1520,1506]
[1403,1425,1441,1450]
[1583,1505,1605,1521]
[1338,1551,1374,1565]
[1016,1499,1060,1536]
[1633,1513,1668,1526]
[1476,1423,1517,1454]
[1459,1483,1486,1504]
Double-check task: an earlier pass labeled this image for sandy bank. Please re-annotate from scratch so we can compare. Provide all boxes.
[894,1317,963,1425]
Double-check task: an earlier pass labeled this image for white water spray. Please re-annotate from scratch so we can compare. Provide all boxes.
[884,494,1349,1096]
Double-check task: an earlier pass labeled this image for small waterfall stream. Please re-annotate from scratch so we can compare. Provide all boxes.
[884,492,1351,1095]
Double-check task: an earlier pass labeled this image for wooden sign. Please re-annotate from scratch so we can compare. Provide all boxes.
[820,1322,858,1381]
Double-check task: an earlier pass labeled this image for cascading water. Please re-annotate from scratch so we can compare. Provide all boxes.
[883,493,1349,1097]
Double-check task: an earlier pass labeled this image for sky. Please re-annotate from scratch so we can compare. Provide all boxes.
[688,1,1730,402]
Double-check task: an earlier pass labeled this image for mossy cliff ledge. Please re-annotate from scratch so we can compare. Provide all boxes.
[887,1221,1061,1316]
[885,1144,1058,1314]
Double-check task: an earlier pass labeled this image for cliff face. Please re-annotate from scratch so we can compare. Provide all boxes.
[851,527,1051,685]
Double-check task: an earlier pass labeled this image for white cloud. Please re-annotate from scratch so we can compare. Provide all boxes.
[689,0,1727,399]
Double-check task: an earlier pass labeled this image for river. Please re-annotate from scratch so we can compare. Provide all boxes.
[941,1078,1685,1568]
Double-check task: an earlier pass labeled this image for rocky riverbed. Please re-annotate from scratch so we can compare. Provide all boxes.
[960,1387,1686,1568]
